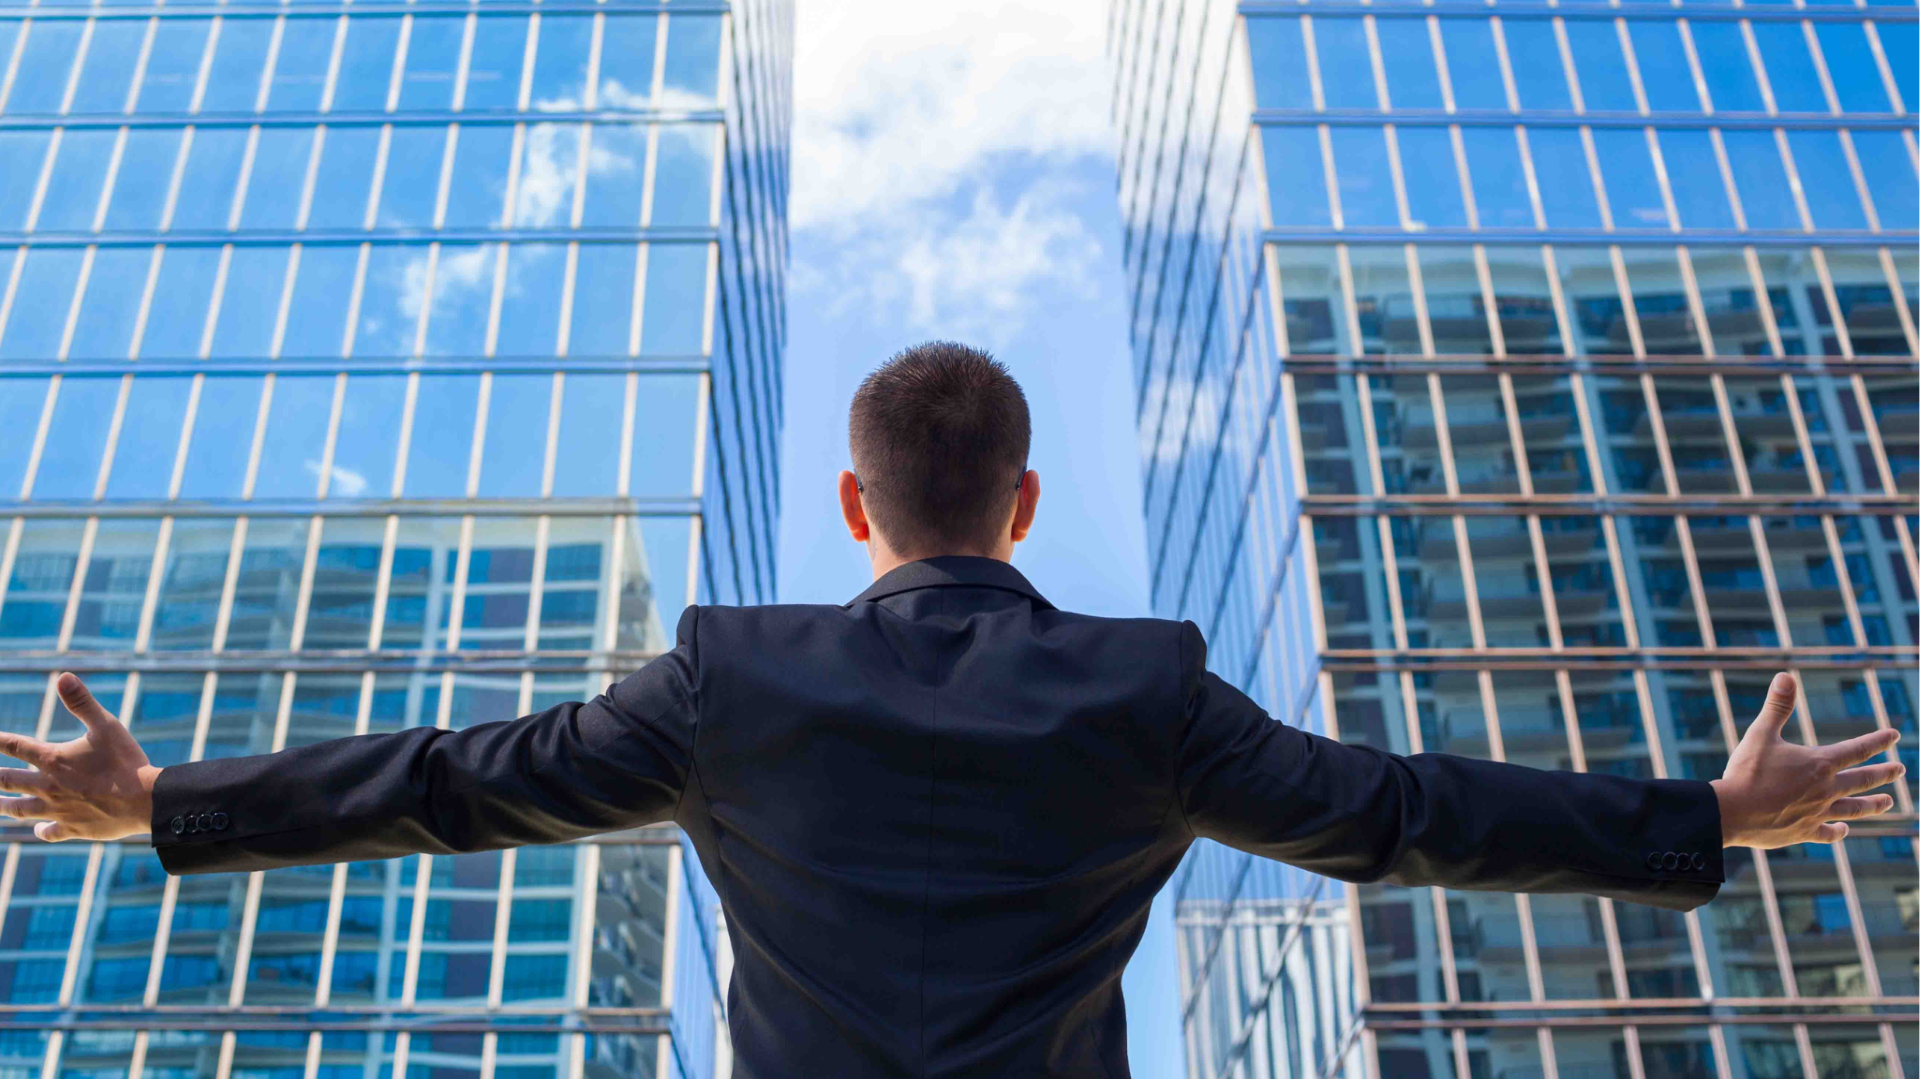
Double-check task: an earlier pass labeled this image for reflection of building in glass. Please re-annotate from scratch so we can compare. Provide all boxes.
[0,0,788,1074]
[1111,1,1917,1076]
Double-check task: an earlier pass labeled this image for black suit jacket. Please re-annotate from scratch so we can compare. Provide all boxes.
[153,556,1723,1078]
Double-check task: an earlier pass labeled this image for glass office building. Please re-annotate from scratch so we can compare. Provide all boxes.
[0,0,788,1075]
[1109,0,1917,1076]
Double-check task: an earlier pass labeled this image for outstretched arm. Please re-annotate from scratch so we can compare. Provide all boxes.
[0,617,701,874]
[1176,633,1900,911]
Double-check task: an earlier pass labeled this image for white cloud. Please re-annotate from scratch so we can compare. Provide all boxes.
[305,460,369,497]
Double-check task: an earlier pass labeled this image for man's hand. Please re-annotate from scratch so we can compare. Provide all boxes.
[1713,672,1904,848]
[0,673,161,842]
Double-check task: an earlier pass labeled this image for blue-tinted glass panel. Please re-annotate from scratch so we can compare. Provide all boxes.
[1397,127,1466,230]
[1814,24,1890,113]
[1851,130,1918,232]
[600,15,657,107]
[405,374,480,497]
[400,16,464,111]
[495,243,567,356]
[512,122,581,227]
[0,131,52,230]
[1689,23,1767,114]
[200,18,275,113]
[1439,19,1506,112]
[1878,22,1917,114]
[639,244,707,356]
[281,244,360,357]
[177,375,262,499]
[1246,17,1313,110]
[463,16,529,111]
[268,17,338,112]
[36,129,118,232]
[377,126,449,228]
[332,17,403,112]
[476,373,550,498]
[569,244,637,356]
[104,377,192,499]
[209,246,291,359]
[7,22,84,114]
[629,374,700,498]
[137,246,222,358]
[660,14,722,106]
[102,129,182,230]
[1503,20,1572,112]
[1376,18,1443,111]
[1627,22,1700,114]
[442,124,515,229]
[69,19,145,114]
[1463,126,1534,228]
[354,244,428,356]
[1751,22,1830,115]
[251,374,337,499]
[67,246,153,361]
[330,375,407,499]
[1658,130,1735,231]
[422,243,497,357]
[1566,21,1637,113]
[1786,131,1869,230]
[0,249,85,361]
[581,124,647,228]
[1719,131,1800,231]
[552,373,624,497]
[1315,18,1376,111]
[137,18,211,113]
[1329,127,1397,228]
[1528,128,1602,230]
[1591,128,1666,229]
[32,376,120,499]
[0,377,50,498]
[1261,126,1331,228]
[170,127,250,231]
[238,127,317,229]
[529,14,593,110]
[651,125,715,228]
[306,126,382,230]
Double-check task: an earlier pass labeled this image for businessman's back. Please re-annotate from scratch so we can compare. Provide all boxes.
[11,343,1897,1079]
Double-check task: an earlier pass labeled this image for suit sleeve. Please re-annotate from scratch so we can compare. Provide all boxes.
[1173,623,1723,911]
[150,608,704,876]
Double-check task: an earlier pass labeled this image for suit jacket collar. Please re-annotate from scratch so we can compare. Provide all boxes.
[846,556,1056,611]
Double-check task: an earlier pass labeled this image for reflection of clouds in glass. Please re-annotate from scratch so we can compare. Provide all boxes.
[305,459,369,497]
[587,135,640,180]
[514,123,582,226]
[599,79,649,110]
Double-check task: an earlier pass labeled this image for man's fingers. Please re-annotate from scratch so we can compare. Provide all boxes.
[1810,821,1849,843]
[1748,672,1798,739]
[0,769,48,795]
[56,672,116,734]
[1826,794,1896,821]
[1824,726,1902,769]
[0,732,52,768]
[0,797,49,820]
[33,821,73,842]
[1834,760,1907,796]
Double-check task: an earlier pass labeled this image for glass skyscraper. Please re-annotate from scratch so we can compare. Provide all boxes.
[0,0,788,1075]
[1109,1,1916,1077]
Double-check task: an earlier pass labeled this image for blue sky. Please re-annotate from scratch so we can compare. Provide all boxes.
[776,4,1182,1072]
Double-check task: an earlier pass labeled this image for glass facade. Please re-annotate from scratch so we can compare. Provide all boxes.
[1109,1,1917,1077]
[0,0,788,1075]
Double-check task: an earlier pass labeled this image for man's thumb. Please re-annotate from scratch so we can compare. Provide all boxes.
[1749,672,1798,739]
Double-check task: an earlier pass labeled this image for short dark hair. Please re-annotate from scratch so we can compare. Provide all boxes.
[848,342,1031,555]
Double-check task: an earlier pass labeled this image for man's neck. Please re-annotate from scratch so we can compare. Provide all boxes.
[868,546,1011,581]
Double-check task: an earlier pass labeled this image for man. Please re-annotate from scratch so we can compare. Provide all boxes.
[0,343,1902,1078]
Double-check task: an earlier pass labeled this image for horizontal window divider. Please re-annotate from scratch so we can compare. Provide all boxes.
[1275,354,1920,377]
[1360,995,1919,1015]
[1,495,700,517]
[1360,1011,1919,1032]
[1301,493,1917,515]
[3,226,720,249]
[1261,228,1917,247]
[0,107,727,131]
[0,0,727,18]
[1318,645,1919,671]
[0,1018,674,1035]
[0,648,666,674]
[0,826,680,847]
[0,356,712,377]
[1238,1,1917,23]
[1253,110,1918,132]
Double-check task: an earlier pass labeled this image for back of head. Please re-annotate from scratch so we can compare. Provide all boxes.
[848,342,1032,557]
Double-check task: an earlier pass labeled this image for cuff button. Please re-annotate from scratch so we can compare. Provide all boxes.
[170,816,185,836]
[1662,851,1680,870]
[212,812,229,831]
[1690,852,1706,871]
[1645,851,1662,870]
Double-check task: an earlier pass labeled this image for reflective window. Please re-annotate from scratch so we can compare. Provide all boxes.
[464,15,530,112]
[69,19,144,115]
[137,18,212,114]
[333,17,404,113]
[1786,130,1869,230]
[1328,127,1397,228]
[1376,19,1443,112]
[200,18,275,114]
[36,129,118,231]
[1626,21,1700,113]
[138,246,223,359]
[32,376,120,499]
[569,244,639,357]
[269,18,338,113]
[102,129,183,230]
[1439,19,1506,112]
[170,126,251,231]
[1315,19,1377,112]
[0,249,85,361]
[252,374,338,499]
[660,14,723,106]
[8,21,85,114]
[1502,20,1573,112]
[400,16,465,112]
[1813,23,1891,113]
[177,375,263,499]
[1246,18,1313,110]
[1261,127,1331,228]
[529,14,594,110]
[1462,126,1534,229]
[1719,130,1802,231]
[1687,22,1767,114]
[1528,128,1602,230]
[1397,128,1466,230]
[1657,130,1735,230]
[103,377,191,499]
[442,124,516,229]
[67,247,153,361]
[1565,20,1636,114]
[600,15,659,108]
[1751,22,1832,115]
[0,131,53,230]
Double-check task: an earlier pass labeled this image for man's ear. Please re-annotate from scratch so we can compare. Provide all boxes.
[1009,470,1040,543]
[838,471,870,543]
